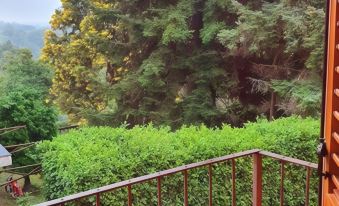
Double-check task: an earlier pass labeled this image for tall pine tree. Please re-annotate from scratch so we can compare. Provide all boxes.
[42,0,325,127]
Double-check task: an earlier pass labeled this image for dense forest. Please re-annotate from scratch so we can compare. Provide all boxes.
[42,0,325,128]
[0,22,46,57]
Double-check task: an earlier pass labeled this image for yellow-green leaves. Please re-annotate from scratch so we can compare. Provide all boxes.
[39,117,319,205]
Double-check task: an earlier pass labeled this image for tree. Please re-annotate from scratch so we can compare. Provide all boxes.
[0,48,57,191]
[0,41,15,58]
[43,0,325,127]
[0,49,53,95]
[0,90,57,144]
[0,22,46,57]
[216,0,325,119]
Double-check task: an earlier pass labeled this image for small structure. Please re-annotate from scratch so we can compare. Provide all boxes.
[0,144,12,167]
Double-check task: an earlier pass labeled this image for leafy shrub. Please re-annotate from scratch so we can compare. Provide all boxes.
[0,48,57,145]
[39,116,319,205]
[0,89,57,144]
[16,193,32,206]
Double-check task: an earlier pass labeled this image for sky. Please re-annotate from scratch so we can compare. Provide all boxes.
[0,0,61,25]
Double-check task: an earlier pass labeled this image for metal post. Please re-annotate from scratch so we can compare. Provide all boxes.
[184,170,188,206]
[157,177,162,206]
[252,153,262,206]
[305,167,311,206]
[128,185,132,206]
[280,161,285,206]
[232,159,236,206]
[96,193,100,206]
[209,164,213,206]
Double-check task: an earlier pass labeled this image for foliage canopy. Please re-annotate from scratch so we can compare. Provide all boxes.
[43,0,325,127]
[0,44,57,178]
[39,116,319,205]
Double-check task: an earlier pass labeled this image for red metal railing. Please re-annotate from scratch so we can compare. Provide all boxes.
[35,149,318,206]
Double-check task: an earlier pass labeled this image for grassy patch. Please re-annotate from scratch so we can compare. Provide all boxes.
[0,172,45,206]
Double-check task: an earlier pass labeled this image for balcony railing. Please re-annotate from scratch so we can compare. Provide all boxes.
[35,149,318,206]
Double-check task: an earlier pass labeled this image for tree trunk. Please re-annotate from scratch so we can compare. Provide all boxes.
[23,175,32,192]
[191,1,203,49]
[269,91,276,121]
[209,84,217,106]
[106,61,116,84]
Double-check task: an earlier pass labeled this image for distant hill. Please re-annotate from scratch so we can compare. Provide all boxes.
[0,22,47,58]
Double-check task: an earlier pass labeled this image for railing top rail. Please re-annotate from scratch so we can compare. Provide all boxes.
[35,149,260,206]
[259,151,318,169]
[35,149,318,206]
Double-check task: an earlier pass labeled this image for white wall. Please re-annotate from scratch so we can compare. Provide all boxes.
[0,156,12,167]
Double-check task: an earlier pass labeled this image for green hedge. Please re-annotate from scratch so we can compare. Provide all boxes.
[38,117,320,205]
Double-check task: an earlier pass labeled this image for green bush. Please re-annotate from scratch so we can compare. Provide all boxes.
[39,116,320,205]
[0,89,57,144]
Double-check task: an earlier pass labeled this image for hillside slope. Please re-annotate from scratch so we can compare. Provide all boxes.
[0,22,46,57]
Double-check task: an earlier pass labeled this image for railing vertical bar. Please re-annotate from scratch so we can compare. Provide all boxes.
[184,170,189,206]
[232,159,236,206]
[252,153,262,206]
[148,181,153,205]
[305,167,311,206]
[128,185,132,206]
[209,164,213,206]
[280,161,285,206]
[157,177,162,206]
[96,193,100,206]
